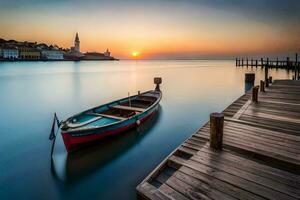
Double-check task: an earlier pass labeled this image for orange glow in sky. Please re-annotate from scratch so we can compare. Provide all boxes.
[0,1,299,59]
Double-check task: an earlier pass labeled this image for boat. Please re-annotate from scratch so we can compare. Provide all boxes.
[60,77,162,152]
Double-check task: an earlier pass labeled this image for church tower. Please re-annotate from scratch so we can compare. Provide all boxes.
[74,32,80,53]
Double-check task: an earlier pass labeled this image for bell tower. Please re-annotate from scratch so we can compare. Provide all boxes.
[74,32,80,53]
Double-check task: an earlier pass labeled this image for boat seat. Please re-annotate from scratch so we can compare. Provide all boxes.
[113,105,146,112]
[92,113,126,120]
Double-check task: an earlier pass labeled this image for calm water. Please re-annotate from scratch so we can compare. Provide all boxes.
[0,60,291,199]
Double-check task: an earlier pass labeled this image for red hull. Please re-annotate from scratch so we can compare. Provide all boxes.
[61,112,155,152]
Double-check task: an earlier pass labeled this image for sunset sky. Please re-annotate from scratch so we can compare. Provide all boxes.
[0,0,299,59]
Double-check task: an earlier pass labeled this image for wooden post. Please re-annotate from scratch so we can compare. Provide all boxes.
[276,58,279,68]
[242,58,244,66]
[252,86,259,102]
[210,113,224,150]
[261,58,263,68]
[245,73,255,92]
[269,76,272,84]
[246,58,249,67]
[154,77,162,91]
[256,60,258,68]
[265,58,269,87]
[297,62,300,80]
[296,54,298,80]
[260,80,265,92]
[287,57,290,69]
[251,59,253,68]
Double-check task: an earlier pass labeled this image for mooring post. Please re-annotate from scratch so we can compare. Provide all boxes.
[154,77,162,91]
[210,113,224,150]
[251,59,253,68]
[256,60,258,68]
[252,86,259,102]
[242,58,244,66]
[236,58,238,66]
[265,58,269,87]
[245,73,255,92]
[287,57,290,69]
[296,62,300,80]
[276,58,279,68]
[260,80,265,92]
[246,58,249,68]
[261,58,263,68]
[269,76,272,84]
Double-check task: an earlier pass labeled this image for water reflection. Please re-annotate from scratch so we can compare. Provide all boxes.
[52,106,162,183]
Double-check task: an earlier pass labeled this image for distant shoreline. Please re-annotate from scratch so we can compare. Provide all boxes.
[0,58,119,62]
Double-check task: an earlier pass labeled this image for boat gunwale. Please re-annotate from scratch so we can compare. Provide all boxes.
[62,90,162,133]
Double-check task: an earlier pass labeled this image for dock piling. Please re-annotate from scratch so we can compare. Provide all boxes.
[210,112,224,150]
[269,76,272,84]
[154,77,162,91]
[252,86,259,102]
[265,58,269,87]
[245,73,255,92]
[260,80,265,92]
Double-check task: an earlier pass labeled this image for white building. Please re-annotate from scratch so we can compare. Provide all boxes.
[41,50,64,60]
[74,32,80,53]
[3,48,19,59]
[69,32,83,58]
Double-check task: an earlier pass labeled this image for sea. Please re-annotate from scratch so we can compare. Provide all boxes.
[0,60,292,199]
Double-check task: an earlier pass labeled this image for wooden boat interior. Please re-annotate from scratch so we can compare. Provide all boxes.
[65,91,160,130]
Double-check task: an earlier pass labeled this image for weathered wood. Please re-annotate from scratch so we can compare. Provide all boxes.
[137,80,300,200]
[210,113,224,150]
[252,86,259,102]
[260,80,265,92]
[265,58,269,87]
[238,56,299,70]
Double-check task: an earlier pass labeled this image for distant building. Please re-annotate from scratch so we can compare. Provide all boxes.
[36,43,49,50]
[2,47,19,60]
[104,49,111,57]
[74,33,80,53]
[19,47,40,60]
[64,33,84,60]
[41,50,64,60]
[82,52,115,60]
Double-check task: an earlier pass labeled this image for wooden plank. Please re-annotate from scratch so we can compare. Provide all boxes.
[136,182,172,200]
[188,153,300,198]
[113,105,146,112]
[160,171,236,200]
[137,80,300,200]
[169,155,297,200]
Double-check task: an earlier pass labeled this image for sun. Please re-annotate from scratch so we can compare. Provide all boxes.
[131,51,140,58]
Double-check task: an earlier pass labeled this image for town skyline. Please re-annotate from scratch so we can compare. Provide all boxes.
[1,0,299,59]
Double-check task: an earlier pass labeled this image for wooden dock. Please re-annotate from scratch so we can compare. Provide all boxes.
[235,54,300,80]
[136,80,300,200]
